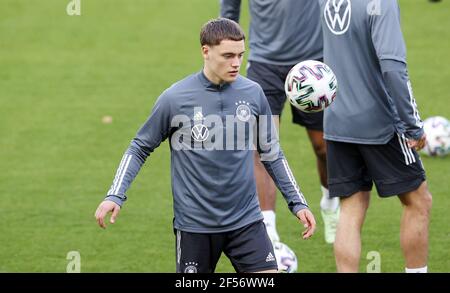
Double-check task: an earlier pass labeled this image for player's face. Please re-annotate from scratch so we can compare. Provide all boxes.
[202,39,245,84]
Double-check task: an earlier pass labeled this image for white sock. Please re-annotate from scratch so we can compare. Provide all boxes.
[405,266,427,273]
[262,210,280,242]
[320,186,339,211]
[262,210,276,229]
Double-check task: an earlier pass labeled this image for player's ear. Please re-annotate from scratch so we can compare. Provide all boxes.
[201,45,209,59]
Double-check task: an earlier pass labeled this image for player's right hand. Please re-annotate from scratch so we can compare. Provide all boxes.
[95,200,121,229]
[407,133,427,151]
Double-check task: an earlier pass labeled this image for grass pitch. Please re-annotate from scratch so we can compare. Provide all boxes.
[0,0,448,272]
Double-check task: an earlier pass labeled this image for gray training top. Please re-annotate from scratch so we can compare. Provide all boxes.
[318,0,423,144]
[105,71,308,233]
[221,0,323,65]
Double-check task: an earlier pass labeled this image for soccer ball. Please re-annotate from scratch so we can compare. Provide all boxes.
[285,60,338,113]
[421,116,450,157]
[273,241,298,273]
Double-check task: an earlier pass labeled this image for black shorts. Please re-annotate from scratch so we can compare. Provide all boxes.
[174,220,277,273]
[247,60,323,131]
[326,134,426,198]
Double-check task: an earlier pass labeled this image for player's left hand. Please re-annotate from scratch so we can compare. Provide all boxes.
[95,200,121,229]
[296,209,316,239]
[407,133,427,151]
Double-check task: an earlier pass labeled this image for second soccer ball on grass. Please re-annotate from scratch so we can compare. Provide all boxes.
[421,116,450,157]
[273,241,298,273]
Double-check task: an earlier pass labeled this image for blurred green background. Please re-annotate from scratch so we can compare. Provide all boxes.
[0,0,448,272]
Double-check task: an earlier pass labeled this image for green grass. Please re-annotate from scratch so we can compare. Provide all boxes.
[0,0,448,272]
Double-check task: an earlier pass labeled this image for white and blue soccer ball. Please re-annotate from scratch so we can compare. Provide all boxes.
[421,116,450,157]
[285,60,338,113]
[273,241,298,273]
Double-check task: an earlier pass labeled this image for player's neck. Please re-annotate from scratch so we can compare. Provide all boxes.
[202,68,224,85]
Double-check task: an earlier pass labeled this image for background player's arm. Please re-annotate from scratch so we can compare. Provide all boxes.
[371,0,424,144]
[380,60,425,148]
[220,0,242,23]
[256,87,316,238]
[95,92,172,228]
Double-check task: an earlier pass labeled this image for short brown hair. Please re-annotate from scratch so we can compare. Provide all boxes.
[200,18,245,46]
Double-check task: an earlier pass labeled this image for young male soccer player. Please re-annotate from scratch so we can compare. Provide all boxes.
[221,0,340,245]
[318,0,432,272]
[94,18,316,273]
